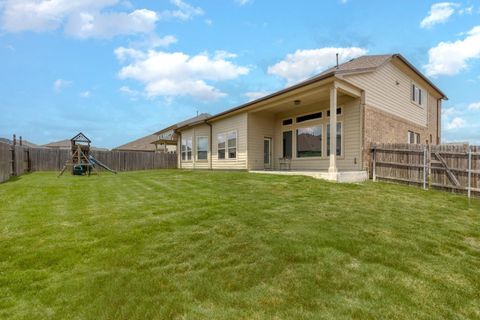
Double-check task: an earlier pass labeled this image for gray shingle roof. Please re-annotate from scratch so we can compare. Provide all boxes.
[318,54,393,77]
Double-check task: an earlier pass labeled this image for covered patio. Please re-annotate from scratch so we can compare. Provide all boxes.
[246,77,367,182]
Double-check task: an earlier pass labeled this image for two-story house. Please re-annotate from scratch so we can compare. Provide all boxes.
[174,54,447,182]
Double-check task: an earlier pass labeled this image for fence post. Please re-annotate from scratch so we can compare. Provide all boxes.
[468,147,472,199]
[423,146,427,190]
[372,146,376,182]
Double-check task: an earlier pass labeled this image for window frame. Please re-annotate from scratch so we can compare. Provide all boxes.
[326,121,343,157]
[411,83,425,107]
[295,124,323,159]
[227,130,237,159]
[408,131,421,144]
[196,136,209,161]
[181,136,193,161]
[326,107,343,117]
[217,130,238,160]
[282,130,293,159]
[296,112,323,124]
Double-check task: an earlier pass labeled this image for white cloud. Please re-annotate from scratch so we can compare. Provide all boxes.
[64,9,158,38]
[204,19,213,25]
[459,5,474,15]
[235,0,252,6]
[447,117,465,129]
[468,102,480,110]
[80,91,91,98]
[116,49,249,101]
[424,25,480,77]
[245,91,270,101]
[53,79,72,92]
[442,107,456,117]
[267,47,367,85]
[119,86,141,101]
[1,0,159,38]
[420,2,458,29]
[114,47,147,62]
[159,0,204,21]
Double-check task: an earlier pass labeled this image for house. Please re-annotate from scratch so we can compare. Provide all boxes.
[174,54,447,182]
[43,139,109,151]
[113,134,158,152]
[0,137,40,148]
[149,113,211,153]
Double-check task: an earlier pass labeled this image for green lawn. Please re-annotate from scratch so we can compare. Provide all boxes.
[0,170,479,319]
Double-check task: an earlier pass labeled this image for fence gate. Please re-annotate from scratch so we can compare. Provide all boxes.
[372,143,480,198]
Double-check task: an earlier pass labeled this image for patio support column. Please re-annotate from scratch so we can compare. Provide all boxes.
[328,84,338,174]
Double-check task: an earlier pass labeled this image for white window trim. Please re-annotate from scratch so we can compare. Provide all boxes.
[326,107,343,118]
[181,136,193,162]
[295,124,324,159]
[411,82,425,108]
[196,136,209,161]
[326,121,344,158]
[217,130,238,160]
[227,130,238,160]
[295,111,323,124]
[217,133,226,160]
[407,131,421,144]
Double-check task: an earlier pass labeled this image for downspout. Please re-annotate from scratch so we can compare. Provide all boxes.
[437,99,441,144]
[177,131,182,169]
[360,91,366,171]
[206,122,213,170]
[193,127,196,170]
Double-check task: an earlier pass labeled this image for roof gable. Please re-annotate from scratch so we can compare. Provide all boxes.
[70,132,91,143]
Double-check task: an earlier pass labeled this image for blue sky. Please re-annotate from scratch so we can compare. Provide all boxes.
[0,0,479,148]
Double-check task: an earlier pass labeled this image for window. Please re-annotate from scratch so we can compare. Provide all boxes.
[327,122,342,156]
[296,125,322,158]
[282,118,293,126]
[218,131,237,159]
[326,108,342,117]
[227,131,237,159]
[412,84,424,106]
[181,139,186,161]
[217,134,226,159]
[408,131,420,144]
[181,137,192,161]
[296,112,322,123]
[282,131,292,158]
[196,136,208,160]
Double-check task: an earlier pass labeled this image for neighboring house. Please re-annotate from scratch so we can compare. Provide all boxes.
[43,139,109,151]
[150,113,211,153]
[113,134,158,152]
[113,113,211,153]
[174,54,447,182]
[0,137,40,148]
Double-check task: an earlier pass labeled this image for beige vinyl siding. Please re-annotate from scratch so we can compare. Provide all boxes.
[211,113,248,170]
[344,62,428,127]
[247,113,275,170]
[178,124,211,169]
[272,99,362,171]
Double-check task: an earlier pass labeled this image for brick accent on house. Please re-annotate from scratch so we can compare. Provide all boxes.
[361,101,440,171]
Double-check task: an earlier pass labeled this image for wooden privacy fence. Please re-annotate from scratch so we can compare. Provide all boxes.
[0,141,177,183]
[372,143,480,198]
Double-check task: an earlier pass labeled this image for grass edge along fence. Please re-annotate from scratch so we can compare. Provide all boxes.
[371,143,480,198]
[0,141,177,183]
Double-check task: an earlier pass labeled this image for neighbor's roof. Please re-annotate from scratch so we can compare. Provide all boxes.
[0,137,40,148]
[154,113,212,135]
[113,134,158,152]
[43,139,108,151]
[114,113,212,151]
[176,54,447,130]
